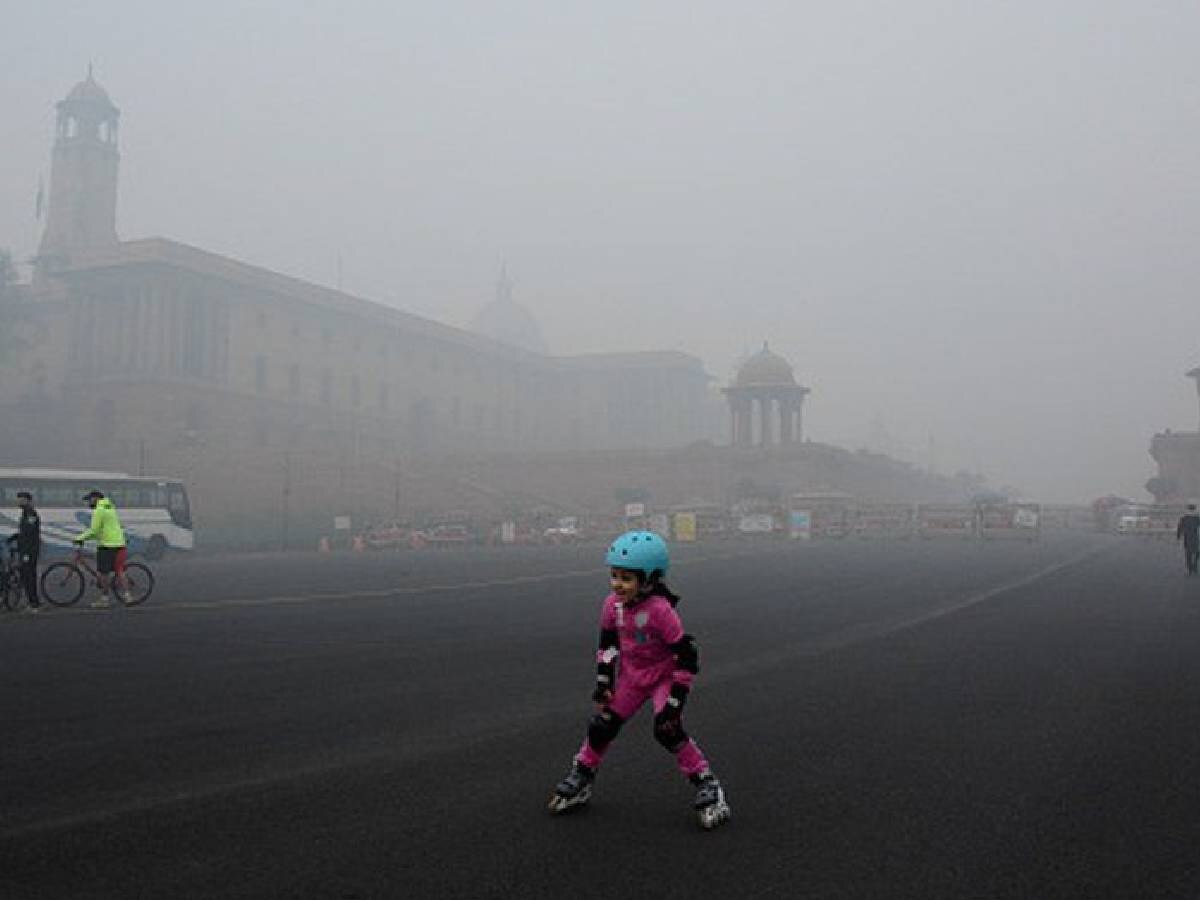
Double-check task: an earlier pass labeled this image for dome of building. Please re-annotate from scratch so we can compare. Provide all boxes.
[63,71,117,110]
[469,267,549,355]
[734,342,795,387]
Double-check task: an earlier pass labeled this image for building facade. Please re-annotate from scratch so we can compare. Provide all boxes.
[1149,367,1200,502]
[0,75,724,539]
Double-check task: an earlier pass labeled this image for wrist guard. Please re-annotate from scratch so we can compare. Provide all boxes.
[593,645,619,700]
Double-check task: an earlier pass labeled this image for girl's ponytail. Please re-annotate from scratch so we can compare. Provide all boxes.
[648,575,681,608]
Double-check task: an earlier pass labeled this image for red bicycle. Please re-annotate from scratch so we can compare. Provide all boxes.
[40,548,155,608]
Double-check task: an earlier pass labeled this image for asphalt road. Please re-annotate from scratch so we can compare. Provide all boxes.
[3,534,1198,899]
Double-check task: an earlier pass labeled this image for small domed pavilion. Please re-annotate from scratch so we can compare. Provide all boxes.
[723,342,810,448]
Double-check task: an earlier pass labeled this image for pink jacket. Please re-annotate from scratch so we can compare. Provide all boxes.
[599,593,696,691]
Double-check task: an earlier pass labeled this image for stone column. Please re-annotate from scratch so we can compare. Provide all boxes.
[780,397,794,444]
[729,394,750,447]
[759,395,773,447]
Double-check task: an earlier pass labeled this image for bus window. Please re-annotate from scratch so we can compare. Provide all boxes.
[41,483,75,506]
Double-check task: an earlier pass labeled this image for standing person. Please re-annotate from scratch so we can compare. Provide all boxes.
[1177,504,1200,575]
[74,489,133,607]
[6,491,42,612]
[548,530,731,830]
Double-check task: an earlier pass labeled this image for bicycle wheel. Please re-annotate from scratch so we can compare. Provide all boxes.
[123,562,155,606]
[41,562,85,607]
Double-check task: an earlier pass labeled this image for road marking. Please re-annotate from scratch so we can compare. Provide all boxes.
[14,547,770,615]
[0,702,568,841]
[711,544,1105,684]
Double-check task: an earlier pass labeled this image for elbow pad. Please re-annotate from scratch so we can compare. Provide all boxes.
[670,634,700,675]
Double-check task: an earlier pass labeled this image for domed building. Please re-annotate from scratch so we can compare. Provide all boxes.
[2,76,734,541]
[469,266,548,355]
[723,342,810,447]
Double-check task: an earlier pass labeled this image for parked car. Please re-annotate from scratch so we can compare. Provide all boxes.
[543,521,584,544]
[1116,513,1151,534]
[424,524,473,547]
[362,522,414,550]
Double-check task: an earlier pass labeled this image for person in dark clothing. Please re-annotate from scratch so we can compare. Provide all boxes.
[6,491,42,610]
[1177,504,1200,575]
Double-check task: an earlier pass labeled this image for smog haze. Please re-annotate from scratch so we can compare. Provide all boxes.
[4,0,1199,502]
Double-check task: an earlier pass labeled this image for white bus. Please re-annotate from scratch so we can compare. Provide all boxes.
[0,468,193,559]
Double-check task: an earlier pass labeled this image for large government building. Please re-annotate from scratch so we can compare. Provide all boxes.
[1149,367,1200,502]
[0,75,730,540]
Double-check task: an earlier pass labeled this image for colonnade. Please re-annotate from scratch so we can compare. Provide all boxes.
[725,388,808,448]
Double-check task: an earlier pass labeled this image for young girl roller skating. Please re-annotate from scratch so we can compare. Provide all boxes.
[548,530,731,830]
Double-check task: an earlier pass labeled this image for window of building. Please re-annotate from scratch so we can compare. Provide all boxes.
[256,311,267,329]
[379,382,390,411]
[289,365,300,399]
[322,328,334,349]
[255,355,267,393]
[350,375,361,408]
[451,396,461,426]
[321,369,332,404]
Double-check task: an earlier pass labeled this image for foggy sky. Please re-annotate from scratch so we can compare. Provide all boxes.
[4,1,1200,503]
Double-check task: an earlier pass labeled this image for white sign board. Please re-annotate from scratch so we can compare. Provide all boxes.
[625,502,646,519]
[1013,508,1039,529]
[500,521,516,544]
[738,513,775,534]
[334,516,352,531]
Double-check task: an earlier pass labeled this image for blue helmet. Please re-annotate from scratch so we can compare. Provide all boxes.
[605,530,670,578]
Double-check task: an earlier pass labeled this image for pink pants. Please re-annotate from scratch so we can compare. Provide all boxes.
[576,676,709,778]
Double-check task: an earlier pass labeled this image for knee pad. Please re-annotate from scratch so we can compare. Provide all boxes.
[587,708,624,751]
[653,710,689,753]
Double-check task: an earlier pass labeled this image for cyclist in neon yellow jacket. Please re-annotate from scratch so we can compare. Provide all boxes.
[74,490,133,608]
